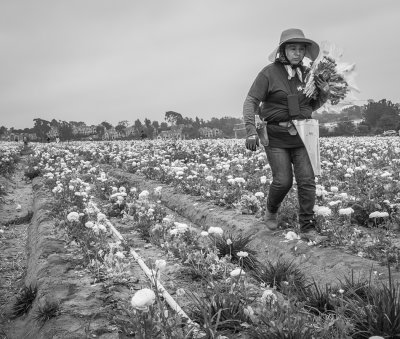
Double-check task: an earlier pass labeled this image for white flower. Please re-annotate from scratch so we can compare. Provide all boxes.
[369,211,389,218]
[330,186,338,192]
[261,289,277,304]
[237,251,248,258]
[226,239,232,245]
[174,222,189,233]
[155,259,167,271]
[85,221,94,229]
[205,175,214,181]
[315,206,332,217]
[97,213,107,222]
[176,288,185,297]
[67,211,80,222]
[255,192,265,198]
[154,186,162,195]
[285,231,300,241]
[244,305,254,318]
[338,207,354,216]
[16,204,22,211]
[169,229,178,236]
[200,231,209,237]
[338,288,344,294]
[234,177,246,184]
[139,190,150,200]
[208,226,224,236]
[115,251,125,259]
[98,224,107,232]
[131,288,156,310]
[230,268,246,278]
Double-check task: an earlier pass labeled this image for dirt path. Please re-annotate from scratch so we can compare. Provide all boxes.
[0,157,33,338]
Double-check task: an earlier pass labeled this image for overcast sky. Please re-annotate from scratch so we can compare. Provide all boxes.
[1,0,399,129]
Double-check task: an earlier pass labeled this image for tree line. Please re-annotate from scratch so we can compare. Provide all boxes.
[0,112,243,141]
[1,99,399,140]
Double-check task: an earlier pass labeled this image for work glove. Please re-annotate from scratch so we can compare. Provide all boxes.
[314,74,330,94]
[245,135,259,151]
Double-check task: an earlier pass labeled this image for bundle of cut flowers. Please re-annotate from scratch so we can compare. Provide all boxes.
[303,41,358,106]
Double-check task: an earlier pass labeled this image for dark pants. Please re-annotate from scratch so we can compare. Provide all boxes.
[265,146,316,232]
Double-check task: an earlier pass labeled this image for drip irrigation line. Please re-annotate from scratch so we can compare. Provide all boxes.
[106,220,205,338]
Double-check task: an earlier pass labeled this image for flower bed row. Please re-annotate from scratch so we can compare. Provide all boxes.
[4,140,399,338]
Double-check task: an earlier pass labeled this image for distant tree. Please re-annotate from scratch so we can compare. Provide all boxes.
[165,111,183,126]
[134,119,143,136]
[319,125,330,137]
[118,120,129,127]
[160,122,168,131]
[0,126,8,135]
[152,121,160,136]
[96,125,105,138]
[58,121,73,140]
[33,118,51,141]
[362,99,400,130]
[144,118,154,138]
[335,121,356,136]
[101,121,113,130]
[50,119,59,127]
[356,123,370,135]
[340,105,363,120]
[115,124,126,137]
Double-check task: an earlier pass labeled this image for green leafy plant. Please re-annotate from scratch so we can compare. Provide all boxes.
[346,264,400,338]
[300,280,337,315]
[212,231,260,271]
[253,257,308,292]
[12,284,38,317]
[187,288,250,335]
[34,299,61,325]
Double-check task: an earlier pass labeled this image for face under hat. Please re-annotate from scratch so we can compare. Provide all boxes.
[268,28,320,62]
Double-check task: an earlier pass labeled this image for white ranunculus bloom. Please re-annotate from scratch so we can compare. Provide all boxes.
[97,213,107,222]
[285,231,300,240]
[315,206,332,217]
[131,288,156,310]
[338,207,354,216]
[208,226,224,236]
[67,211,80,222]
[139,190,150,200]
[230,268,246,278]
[155,259,167,271]
[237,251,248,258]
[261,289,278,304]
[85,221,94,229]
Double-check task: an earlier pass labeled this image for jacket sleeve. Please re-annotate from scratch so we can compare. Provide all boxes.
[311,89,329,111]
[243,94,260,137]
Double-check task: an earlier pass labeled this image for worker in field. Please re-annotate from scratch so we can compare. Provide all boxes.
[243,28,330,244]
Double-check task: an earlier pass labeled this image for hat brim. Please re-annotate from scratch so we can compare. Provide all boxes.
[268,38,320,62]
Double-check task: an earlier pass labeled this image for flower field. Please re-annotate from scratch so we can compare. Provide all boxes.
[1,137,400,338]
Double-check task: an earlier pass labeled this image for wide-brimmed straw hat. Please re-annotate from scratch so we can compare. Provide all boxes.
[268,28,320,62]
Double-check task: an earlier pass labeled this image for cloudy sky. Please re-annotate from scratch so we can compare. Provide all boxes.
[1,0,399,129]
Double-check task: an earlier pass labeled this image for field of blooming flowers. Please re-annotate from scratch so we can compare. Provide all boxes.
[1,137,400,338]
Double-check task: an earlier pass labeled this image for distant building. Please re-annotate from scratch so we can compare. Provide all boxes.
[103,127,121,140]
[198,127,223,138]
[157,124,189,140]
[72,125,97,136]
[124,126,138,138]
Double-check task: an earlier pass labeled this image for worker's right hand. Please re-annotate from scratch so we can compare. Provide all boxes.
[245,135,259,151]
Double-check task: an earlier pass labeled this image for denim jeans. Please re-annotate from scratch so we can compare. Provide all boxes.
[265,146,316,232]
